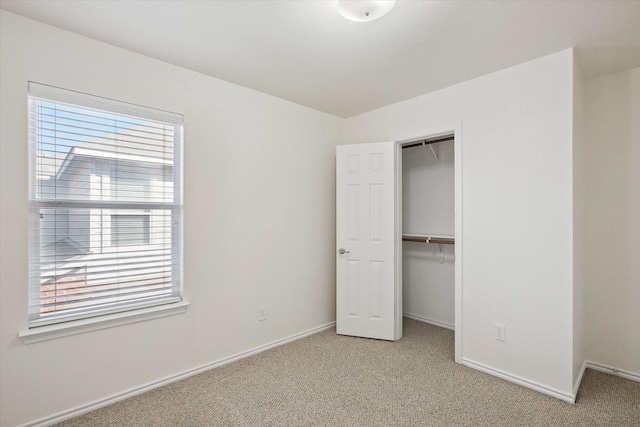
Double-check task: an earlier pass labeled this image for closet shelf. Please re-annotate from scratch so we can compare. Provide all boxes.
[401,136,454,150]
[402,234,455,245]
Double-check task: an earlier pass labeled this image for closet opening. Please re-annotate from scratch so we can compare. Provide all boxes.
[395,127,462,362]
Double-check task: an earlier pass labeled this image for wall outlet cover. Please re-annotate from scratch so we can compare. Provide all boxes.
[258,305,267,321]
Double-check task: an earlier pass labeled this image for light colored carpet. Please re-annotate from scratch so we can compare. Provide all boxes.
[56,319,640,426]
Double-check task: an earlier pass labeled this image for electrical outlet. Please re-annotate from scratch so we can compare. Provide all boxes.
[495,324,506,341]
[258,305,267,321]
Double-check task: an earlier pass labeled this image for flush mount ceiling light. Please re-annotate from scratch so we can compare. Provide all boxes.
[338,0,396,22]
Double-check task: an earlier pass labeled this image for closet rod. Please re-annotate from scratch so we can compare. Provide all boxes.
[402,235,455,245]
[402,236,428,243]
[402,136,454,150]
[428,237,455,245]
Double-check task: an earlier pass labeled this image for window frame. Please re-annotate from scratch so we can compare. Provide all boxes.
[22,82,187,342]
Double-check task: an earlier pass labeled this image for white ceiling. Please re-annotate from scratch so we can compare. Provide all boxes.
[2,0,640,118]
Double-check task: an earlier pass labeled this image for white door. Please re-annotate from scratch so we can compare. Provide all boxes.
[336,142,400,341]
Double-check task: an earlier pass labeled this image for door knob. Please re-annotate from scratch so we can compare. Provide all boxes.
[338,248,350,254]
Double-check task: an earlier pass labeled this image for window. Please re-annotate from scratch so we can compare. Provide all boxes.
[28,82,183,328]
[111,214,150,246]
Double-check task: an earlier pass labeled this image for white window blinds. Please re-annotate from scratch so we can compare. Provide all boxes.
[28,82,183,327]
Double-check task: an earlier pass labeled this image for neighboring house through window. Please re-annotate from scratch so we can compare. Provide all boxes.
[28,82,184,327]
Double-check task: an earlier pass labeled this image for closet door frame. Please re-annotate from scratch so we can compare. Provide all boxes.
[394,123,463,363]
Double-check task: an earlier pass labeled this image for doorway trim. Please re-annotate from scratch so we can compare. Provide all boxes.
[394,123,462,363]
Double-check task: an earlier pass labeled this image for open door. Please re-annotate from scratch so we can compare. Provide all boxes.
[336,142,401,341]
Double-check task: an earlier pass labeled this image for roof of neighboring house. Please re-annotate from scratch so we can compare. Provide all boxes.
[37,126,174,180]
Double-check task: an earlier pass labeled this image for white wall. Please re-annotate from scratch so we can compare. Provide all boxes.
[345,49,577,398]
[0,11,341,427]
[572,52,587,393]
[584,67,640,376]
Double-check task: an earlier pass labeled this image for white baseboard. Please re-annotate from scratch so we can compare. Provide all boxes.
[403,312,454,330]
[20,321,336,427]
[585,361,640,383]
[462,358,576,403]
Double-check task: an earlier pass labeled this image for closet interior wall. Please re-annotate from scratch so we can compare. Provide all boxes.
[402,140,455,329]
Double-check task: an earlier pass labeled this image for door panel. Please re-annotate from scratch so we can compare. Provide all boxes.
[336,142,398,340]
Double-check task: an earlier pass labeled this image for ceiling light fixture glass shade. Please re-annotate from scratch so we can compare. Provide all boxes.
[338,0,396,22]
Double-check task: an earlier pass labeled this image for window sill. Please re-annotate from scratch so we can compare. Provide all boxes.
[19,301,190,344]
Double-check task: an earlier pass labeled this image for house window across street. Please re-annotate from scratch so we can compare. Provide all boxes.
[111,214,150,246]
[28,82,184,327]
